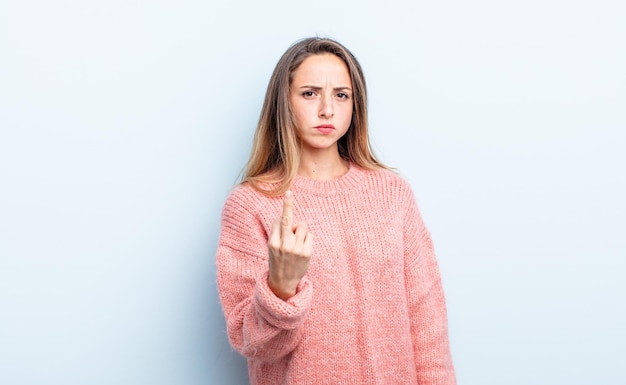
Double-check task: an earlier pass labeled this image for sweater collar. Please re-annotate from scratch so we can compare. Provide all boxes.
[291,163,367,196]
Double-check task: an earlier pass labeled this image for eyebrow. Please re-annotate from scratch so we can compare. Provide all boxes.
[298,85,353,92]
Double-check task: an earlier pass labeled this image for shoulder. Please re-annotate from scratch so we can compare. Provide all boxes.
[358,166,415,197]
[219,183,281,247]
[223,182,261,207]
[373,167,410,185]
[221,183,279,220]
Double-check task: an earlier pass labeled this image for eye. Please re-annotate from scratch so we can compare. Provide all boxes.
[302,91,316,97]
[336,92,350,99]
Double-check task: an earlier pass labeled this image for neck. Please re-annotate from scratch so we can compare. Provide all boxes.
[298,148,349,180]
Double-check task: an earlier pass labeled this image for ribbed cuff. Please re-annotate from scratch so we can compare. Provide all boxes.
[254,271,313,330]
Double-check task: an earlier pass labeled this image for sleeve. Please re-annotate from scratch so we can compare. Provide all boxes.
[215,188,313,363]
[402,184,457,385]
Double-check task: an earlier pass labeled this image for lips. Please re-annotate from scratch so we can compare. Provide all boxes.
[314,124,335,134]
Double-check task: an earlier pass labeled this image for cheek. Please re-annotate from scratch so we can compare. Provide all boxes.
[291,102,310,123]
[341,105,354,126]
[292,111,308,132]
[291,107,308,135]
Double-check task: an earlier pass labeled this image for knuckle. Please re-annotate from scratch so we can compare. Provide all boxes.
[278,243,291,253]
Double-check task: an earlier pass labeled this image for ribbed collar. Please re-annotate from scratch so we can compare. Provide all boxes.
[291,163,367,196]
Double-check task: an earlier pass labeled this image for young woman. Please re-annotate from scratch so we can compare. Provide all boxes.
[216,37,456,385]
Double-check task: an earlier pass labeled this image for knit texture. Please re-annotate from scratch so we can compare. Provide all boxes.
[216,165,456,385]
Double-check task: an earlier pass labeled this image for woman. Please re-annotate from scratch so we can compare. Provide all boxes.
[216,37,456,385]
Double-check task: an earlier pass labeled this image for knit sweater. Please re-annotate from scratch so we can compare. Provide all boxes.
[216,165,456,385]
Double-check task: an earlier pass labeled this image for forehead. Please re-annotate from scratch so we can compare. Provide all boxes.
[291,54,351,85]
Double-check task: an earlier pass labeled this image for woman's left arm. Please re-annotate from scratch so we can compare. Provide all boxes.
[402,185,457,385]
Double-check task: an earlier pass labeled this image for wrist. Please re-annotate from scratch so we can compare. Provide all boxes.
[267,276,297,301]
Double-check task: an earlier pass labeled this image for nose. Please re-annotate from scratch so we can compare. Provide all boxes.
[319,94,333,119]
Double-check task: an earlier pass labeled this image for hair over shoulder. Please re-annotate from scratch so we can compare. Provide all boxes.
[242,37,388,196]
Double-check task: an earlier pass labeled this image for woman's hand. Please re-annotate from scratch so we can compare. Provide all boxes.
[267,191,313,300]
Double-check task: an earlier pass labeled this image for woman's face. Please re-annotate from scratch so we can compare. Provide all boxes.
[289,53,353,156]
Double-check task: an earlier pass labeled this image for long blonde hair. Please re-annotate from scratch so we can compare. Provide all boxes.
[242,37,387,196]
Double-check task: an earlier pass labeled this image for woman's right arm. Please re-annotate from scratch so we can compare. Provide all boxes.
[216,189,313,362]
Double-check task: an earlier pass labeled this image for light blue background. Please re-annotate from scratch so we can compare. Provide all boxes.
[1,1,624,384]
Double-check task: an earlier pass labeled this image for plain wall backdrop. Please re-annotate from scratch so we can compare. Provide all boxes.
[1,1,624,384]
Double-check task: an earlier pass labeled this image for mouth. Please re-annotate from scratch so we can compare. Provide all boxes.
[314,124,335,134]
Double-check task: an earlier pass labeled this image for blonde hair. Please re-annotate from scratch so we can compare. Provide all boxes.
[242,37,388,196]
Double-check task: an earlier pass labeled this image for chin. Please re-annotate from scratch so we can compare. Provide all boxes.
[302,142,339,152]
